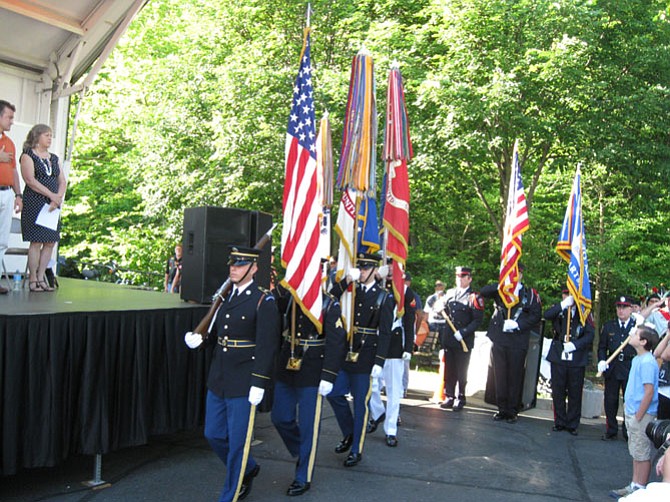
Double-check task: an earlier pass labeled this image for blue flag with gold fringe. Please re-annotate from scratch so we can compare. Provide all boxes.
[556,165,591,325]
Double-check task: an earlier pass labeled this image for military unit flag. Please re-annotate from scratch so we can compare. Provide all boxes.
[556,165,592,325]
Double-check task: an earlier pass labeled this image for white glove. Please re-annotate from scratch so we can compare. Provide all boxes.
[503,319,519,332]
[560,296,575,309]
[453,330,463,342]
[318,380,333,396]
[348,268,361,282]
[377,265,389,279]
[371,364,383,378]
[597,360,608,373]
[184,331,203,349]
[402,351,412,361]
[563,342,576,353]
[248,386,265,406]
[631,312,645,327]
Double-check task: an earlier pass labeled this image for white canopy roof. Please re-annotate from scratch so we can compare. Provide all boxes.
[0,0,147,96]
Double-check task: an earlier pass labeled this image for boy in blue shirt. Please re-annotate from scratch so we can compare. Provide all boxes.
[610,325,660,499]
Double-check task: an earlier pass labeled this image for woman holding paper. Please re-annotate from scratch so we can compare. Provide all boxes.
[19,124,65,292]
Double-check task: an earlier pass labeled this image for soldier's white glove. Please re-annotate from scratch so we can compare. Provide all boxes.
[402,351,412,361]
[371,364,383,379]
[453,330,463,342]
[560,296,575,310]
[377,265,389,279]
[563,342,576,353]
[631,312,645,327]
[248,386,265,406]
[348,268,361,282]
[318,380,333,396]
[184,331,203,349]
[503,319,519,332]
[597,360,608,373]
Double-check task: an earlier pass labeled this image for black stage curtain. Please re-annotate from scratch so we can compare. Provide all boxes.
[0,307,210,475]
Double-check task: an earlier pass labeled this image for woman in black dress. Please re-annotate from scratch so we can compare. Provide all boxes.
[19,124,66,292]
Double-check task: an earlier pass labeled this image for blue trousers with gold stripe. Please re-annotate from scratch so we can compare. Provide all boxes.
[271,381,321,483]
[204,391,258,502]
[327,370,372,456]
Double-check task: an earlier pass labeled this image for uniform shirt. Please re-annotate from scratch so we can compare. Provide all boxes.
[275,291,347,387]
[0,133,17,186]
[480,283,542,349]
[624,351,659,416]
[598,318,637,380]
[440,286,484,350]
[424,291,447,325]
[377,285,417,360]
[544,303,595,367]
[206,281,280,398]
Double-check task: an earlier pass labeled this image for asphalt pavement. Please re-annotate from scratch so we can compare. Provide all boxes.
[0,371,656,502]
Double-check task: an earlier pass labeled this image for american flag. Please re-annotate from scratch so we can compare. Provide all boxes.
[498,141,530,308]
[556,165,591,325]
[280,28,323,331]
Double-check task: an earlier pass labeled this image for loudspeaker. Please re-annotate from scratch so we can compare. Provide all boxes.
[180,207,273,304]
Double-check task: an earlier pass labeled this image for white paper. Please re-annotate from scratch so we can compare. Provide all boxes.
[35,203,60,230]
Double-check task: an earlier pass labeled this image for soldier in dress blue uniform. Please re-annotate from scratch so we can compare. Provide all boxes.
[438,266,484,412]
[327,252,394,467]
[271,284,346,496]
[597,295,638,440]
[544,290,595,435]
[184,246,280,502]
[480,265,542,423]
[368,268,416,447]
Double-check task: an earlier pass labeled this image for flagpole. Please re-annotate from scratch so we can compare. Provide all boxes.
[565,308,571,342]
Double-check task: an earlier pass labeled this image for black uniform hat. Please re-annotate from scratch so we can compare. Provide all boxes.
[227,246,261,265]
[615,295,634,307]
[455,266,472,276]
[356,252,380,269]
[403,272,412,281]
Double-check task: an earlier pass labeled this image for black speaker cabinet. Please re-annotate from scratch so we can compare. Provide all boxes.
[180,207,273,304]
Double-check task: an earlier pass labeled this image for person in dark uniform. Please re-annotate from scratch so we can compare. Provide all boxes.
[480,266,542,423]
[184,246,280,502]
[271,285,347,496]
[327,252,393,467]
[368,268,416,446]
[598,296,638,440]
[438,266,484,412]
[544,290,595,435]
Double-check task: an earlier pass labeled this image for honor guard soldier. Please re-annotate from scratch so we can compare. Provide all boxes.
[368,268,416,446]
[544,290,595,435]
[271,285,347,496]
[598,296,638,440]
[438,266,484,412]
[327,252,394,467]
[184,246,280,502]
[480,265,542,423]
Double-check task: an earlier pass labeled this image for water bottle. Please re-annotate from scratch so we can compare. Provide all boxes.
[13,270,21,291]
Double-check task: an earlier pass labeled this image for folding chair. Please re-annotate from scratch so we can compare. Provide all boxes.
[1,217,29,289]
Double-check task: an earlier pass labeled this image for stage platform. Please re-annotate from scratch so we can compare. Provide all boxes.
[0,278,210,476]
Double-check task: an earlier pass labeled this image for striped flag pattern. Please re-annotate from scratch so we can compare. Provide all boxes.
[498,141,530,308]
[280,28,323,331]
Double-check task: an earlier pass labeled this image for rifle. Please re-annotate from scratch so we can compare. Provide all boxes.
[440,310,469,353]
[190,224,276,340]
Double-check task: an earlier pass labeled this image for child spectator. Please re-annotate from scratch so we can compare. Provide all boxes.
[610,325,660,498]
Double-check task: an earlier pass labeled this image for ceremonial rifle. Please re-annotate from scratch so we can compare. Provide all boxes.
[440,309,469,353]
[596,335,631,378]
[190,224,276,340]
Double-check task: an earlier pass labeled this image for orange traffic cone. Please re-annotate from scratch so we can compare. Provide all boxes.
[431,350,446,403]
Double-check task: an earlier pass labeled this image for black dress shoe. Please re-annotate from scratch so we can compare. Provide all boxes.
[552,425,565,432]
[493,411,507,421]
[385,435,398,447]
[506,414,518,424]
[453,399,465,411]
[601,433,617,441]
[366,418,378,434]
[567,428,578,436]
[343,452,362,467]
[287,480,311,496]
[238,464,260,500]
[335,434,353,453]
[440,398,455,409]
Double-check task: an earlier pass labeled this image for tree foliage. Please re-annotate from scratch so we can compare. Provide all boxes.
[63,0,670,331]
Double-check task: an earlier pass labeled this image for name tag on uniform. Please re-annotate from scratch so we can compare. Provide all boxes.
[561,352,573,361]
